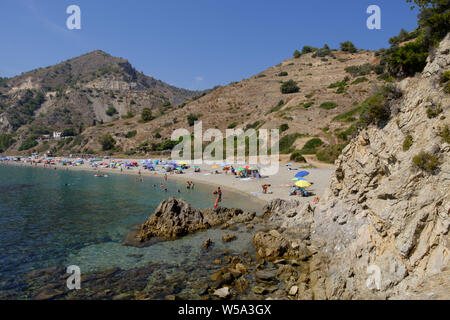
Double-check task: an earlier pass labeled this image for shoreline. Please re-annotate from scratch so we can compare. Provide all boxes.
[1,159,334,206]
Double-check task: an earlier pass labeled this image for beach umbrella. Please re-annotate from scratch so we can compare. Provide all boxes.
[292,177,305,181]
[179,161,187,165]
[193,165,199,168]
[212,165,219,169]
[237,167,245,171]
[295,180,311,188]
[295,171,309,178]
[221,163,228,167]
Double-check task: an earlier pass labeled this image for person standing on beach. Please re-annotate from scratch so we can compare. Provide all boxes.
[213,187,222,209]
[164,174,168,182]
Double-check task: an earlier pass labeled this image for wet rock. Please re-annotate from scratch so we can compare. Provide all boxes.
[252,286,268,295]
[253,231,289,260]
[203,238,212,249]
[233,277,249,293]
[235,263,247,274]
[222,234,237,243]
[133,198,248,243]
[255,270,277,284]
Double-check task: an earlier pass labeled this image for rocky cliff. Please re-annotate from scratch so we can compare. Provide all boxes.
[257,34,449,299]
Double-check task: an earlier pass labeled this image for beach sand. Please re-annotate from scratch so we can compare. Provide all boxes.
[4,159,334,204]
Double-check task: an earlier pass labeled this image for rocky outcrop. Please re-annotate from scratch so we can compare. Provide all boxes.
[255,34,450,299]
[136,198,254,242]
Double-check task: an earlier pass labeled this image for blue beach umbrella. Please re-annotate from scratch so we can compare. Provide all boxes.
[295,171,309,178]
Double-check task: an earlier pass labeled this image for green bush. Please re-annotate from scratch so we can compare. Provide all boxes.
[187,113,200,126]
[440,71,450,94]
[336,86,345,94]
[290,150,306,163]
[388,40,429,77]
[299,138,324,154]
[141,108,154,122]
[62,128,76,137]
[280,80,300,94]
[122,111,134,119]
[317,144,347,164]
[332,107,362,122]
[312,44,335,58]
[278,71,288,77]
[106,106,118,116]
[438,125,450,143]
[319,102,338,110]
[279,133,303,154]
[0,134,13,152]
[99,134,116,151]
[245,121,261,130]
[19,136,38,151]
[302,46,317,54]
[302,101,315,108]
[279,123,289,133]
[403,134,413,151]
[345,64,373,77]
[125,130,137,139]
[351,77,369,85]
[228,122,238,129]
[328,80,347,89]
[340,41,357,53]
[412,151,441,173]
[426,105,443,118]
[293,50,302,58]
[358,85,402,127]
[336,125,357,141]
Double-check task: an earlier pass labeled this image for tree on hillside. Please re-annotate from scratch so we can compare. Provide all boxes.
[302,46,317,54]
[387,0,449,77]
[141,108,154,122]
[99,134,116,151]
[293,50,301,58]
[280,80,300,94]
[340,41,358,53]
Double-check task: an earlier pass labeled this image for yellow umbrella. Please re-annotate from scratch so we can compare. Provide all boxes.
[179,161,187,165]
[212,165,219,169]
[295,180,311,188]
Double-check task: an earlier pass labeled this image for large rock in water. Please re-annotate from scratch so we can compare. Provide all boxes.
[136,198,253,242]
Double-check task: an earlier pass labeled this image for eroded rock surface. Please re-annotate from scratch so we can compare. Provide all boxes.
[252,34,450,300]
[136,198,254,243]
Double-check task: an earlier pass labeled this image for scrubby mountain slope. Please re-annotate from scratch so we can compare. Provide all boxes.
[69,48,385,157]
[0,50,201,152]
[256,34,449,299]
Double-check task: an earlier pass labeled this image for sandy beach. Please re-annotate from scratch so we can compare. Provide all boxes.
[3,158,334,204]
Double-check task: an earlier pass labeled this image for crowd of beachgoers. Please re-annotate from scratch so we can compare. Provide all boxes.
[0,154,333,203]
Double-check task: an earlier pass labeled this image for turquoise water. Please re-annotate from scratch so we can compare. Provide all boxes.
[0,164,263,298]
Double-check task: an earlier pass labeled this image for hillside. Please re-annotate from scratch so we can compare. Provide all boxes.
[33,47,386,159]
[254,34,449,299]
[0,50,202,152]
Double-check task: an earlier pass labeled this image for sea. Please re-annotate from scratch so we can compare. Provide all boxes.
[0,164,263,299]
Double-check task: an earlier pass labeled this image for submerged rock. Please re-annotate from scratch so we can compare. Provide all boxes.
[132,198,253,244]
[222,234,237,243]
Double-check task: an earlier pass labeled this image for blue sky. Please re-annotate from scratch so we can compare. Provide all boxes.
[0,0,419,90]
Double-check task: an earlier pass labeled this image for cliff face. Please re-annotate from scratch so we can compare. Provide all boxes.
[260,34,449,299]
